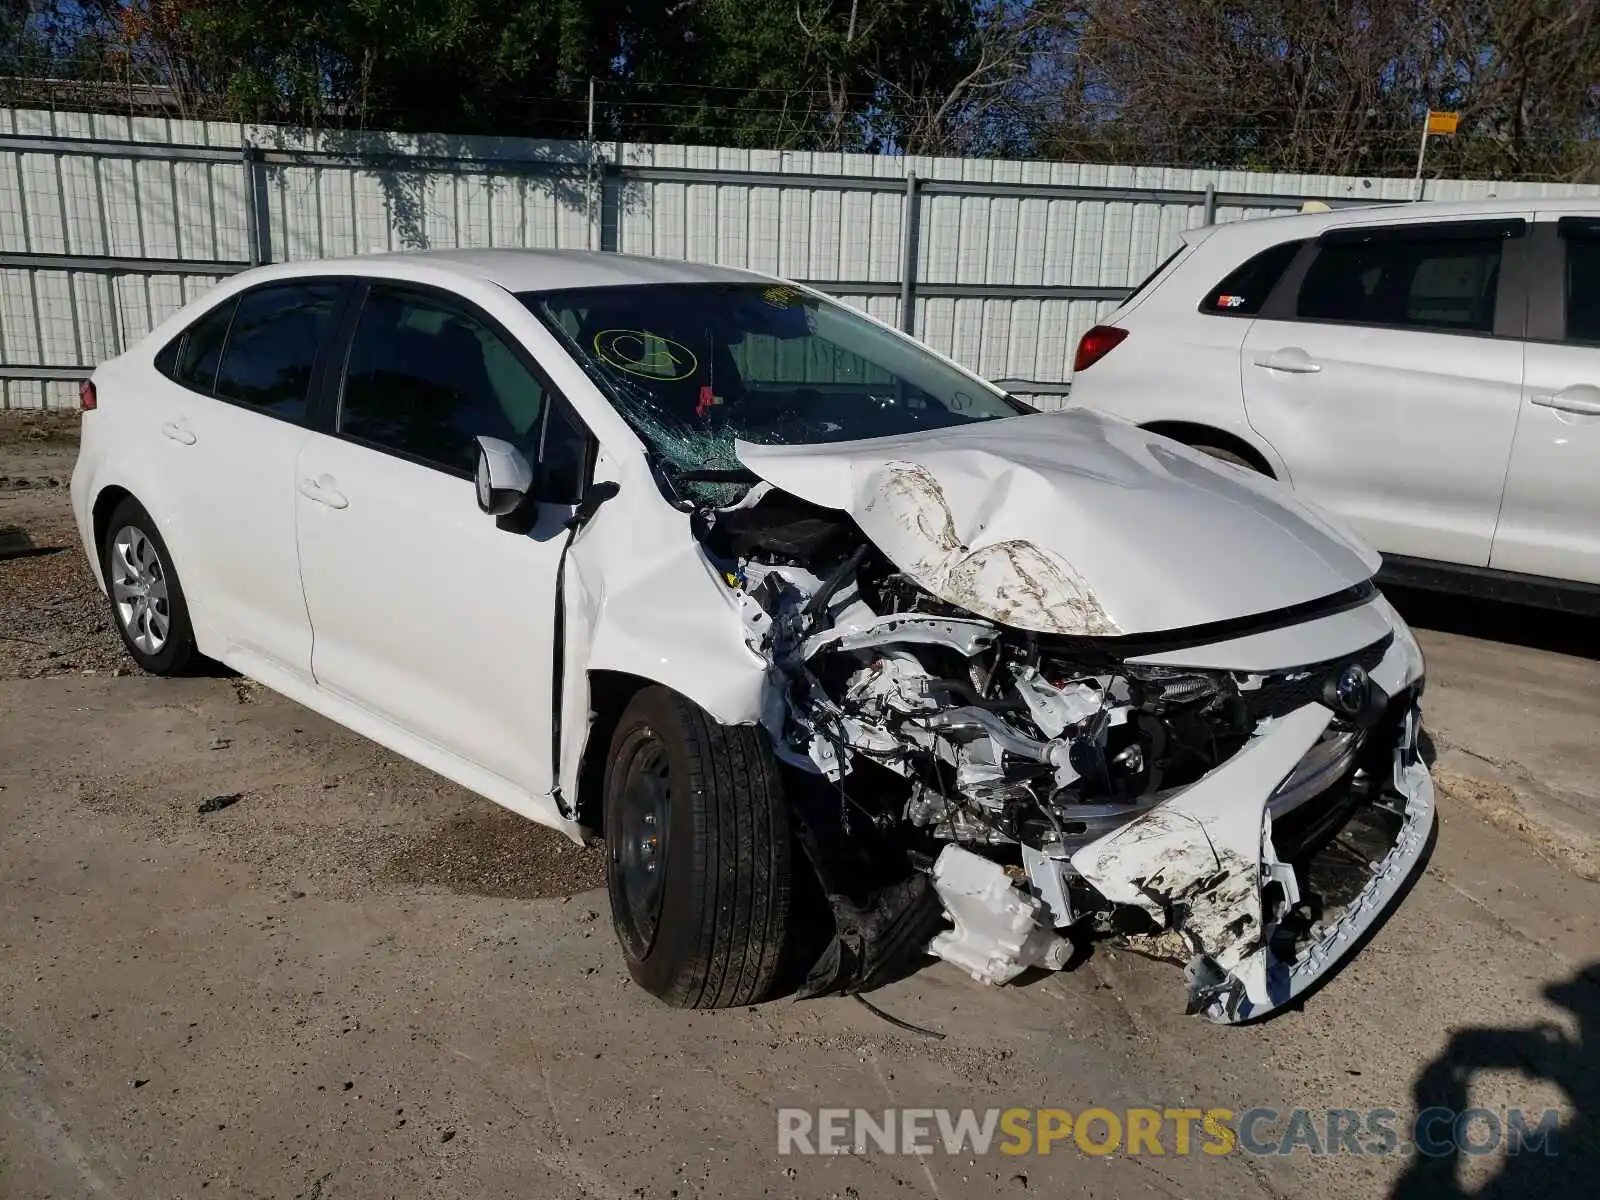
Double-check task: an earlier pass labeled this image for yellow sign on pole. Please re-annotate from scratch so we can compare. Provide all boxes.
[1426,111,1461,136]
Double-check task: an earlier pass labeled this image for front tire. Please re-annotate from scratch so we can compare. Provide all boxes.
[100,497,198,676]
[603,685,792,1008]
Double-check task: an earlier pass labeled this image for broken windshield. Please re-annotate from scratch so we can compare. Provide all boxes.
[522,282,1025,499]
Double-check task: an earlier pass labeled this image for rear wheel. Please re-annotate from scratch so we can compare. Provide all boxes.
[100,497,198,676]
[603,685,792,1008]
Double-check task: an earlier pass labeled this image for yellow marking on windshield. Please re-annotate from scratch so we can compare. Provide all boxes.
[593,329,699,381]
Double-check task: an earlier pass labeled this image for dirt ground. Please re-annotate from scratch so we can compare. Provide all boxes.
[2,413,1596,1200]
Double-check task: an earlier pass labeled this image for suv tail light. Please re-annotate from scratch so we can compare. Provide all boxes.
[79,379,97,411]
[1073,325,1128,372]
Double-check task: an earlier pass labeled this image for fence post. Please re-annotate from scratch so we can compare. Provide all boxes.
[242,142,263,266]
[899,171,920,334]
[1202,182,1216,226]
[587,77,599,251]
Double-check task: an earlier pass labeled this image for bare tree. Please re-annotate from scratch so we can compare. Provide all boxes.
[1031,0,1600,180]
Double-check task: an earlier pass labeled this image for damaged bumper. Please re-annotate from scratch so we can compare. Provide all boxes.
[701,452,1434,1023]
[1069,622,1433,1022]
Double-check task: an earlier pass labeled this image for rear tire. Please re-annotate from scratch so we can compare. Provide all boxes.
[603,685,792,1008]
[100,497,198,676]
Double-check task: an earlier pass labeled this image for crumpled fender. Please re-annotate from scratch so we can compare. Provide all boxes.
[554,455,774,813]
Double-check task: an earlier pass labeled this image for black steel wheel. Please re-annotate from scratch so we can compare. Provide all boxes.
[602,685,793,1008]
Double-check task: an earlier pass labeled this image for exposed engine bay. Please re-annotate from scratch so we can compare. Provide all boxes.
[688,477,1435,1023]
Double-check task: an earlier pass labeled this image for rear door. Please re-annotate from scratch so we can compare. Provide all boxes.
[1240,217,1529,566]
[151,278,347,679]
[1489,216,1600,585]
[294,280,591,801]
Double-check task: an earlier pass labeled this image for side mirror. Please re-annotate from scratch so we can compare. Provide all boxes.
[474,436,534,517]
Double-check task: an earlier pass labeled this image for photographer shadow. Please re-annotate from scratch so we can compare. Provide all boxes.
[1390,962,1599,1200]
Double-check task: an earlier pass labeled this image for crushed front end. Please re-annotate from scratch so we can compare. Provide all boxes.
[696,481,1433,1024]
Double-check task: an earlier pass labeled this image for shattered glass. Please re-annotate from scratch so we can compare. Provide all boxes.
[521,283,1027,506]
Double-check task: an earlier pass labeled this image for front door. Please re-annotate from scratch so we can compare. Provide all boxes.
[294,281,590,801]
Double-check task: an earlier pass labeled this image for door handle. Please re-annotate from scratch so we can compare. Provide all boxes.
[1531,385,1600,416]
[298,476,349,510]
[1252,348,1322,374]
[160,420,196,445]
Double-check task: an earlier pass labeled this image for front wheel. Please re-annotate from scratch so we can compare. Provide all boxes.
[603,685,793,1008]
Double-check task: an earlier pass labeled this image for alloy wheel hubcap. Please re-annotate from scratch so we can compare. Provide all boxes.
[109,525,171,655]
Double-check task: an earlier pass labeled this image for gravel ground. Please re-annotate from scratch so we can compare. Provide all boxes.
[2,410,1597,1199]
[0,411,608,899]
[0,412,127,681]
[385,807,606,898]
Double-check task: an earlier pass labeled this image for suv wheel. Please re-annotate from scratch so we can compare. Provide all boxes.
[603,685,792,1008]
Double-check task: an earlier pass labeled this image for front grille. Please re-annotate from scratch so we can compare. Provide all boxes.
[1241,635,1392,723]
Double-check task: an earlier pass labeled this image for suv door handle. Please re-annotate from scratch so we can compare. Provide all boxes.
[298,475,349,510]
[160,420,197,445]
[1252,348,1322,374]
[1531,384,1600,416]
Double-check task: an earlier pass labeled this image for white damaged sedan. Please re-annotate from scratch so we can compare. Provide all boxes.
[70,250,1433,1023]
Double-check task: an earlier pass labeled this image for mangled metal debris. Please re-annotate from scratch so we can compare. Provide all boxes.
[678,423,1433,1023]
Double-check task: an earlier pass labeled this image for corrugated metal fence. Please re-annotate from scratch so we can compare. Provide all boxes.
[3,105,1599,410]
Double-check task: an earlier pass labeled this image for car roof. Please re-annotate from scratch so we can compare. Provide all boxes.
[1184,194,1600,251]
[254,248,769,293]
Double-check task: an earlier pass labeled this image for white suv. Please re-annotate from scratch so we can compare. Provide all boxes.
[1068,198,1600,610]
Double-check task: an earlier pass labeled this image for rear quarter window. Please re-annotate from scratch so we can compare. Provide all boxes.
[164,298,237,393]
[1200,240,1307,316]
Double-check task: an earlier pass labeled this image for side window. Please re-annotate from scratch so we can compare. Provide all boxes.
[169,297,237,393]
[1200,240,1305,315]
[1563,229,1600,344]
[1297,233,1504,333]
[213,281,343,421]
[339,285,549,474]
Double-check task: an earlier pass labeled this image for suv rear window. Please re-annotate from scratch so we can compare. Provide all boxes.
[1297,233,1504,333]
[1200,240,1305,315]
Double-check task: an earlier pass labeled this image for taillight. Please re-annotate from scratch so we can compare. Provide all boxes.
[1073,325,1128,372]
[79,379,97,411]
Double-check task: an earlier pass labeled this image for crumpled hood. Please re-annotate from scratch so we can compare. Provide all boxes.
[735,410,1380,638]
